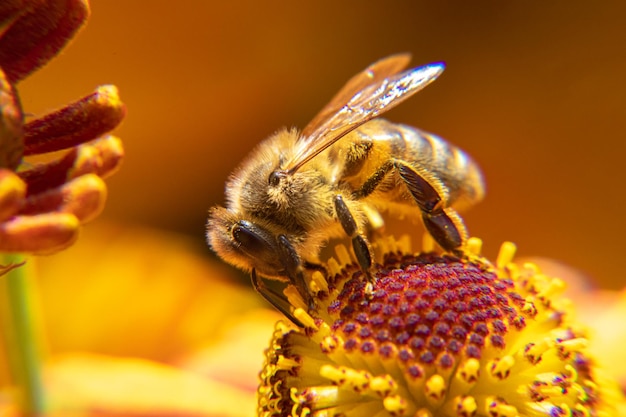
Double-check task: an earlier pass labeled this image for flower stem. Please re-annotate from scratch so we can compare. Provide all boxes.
[0,254,46,415]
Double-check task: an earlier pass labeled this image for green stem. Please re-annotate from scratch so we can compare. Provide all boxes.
[1,254,46,416]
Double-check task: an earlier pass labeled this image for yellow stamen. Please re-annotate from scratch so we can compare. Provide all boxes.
[496,241,516,269]
[294,308,318,330]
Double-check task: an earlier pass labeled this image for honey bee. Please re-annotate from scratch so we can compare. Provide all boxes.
[207,54,484,317]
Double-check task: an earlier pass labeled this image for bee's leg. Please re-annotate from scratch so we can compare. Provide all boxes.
[333,195,372,279]
[303,261,327,277]
[420,209,466,256]
[251,269,306,327]
[351,160,394,199]
[276,235,316,310]
[395,162,467,254]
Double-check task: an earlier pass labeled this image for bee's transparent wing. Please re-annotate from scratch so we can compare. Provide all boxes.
[301,54,412,139]
[284,58,445,174]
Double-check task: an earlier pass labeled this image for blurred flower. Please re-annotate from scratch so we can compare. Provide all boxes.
[0,0,125,258]
[0,222,280,416]
[258,237,626,416]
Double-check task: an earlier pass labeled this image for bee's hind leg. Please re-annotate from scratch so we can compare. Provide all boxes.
[334,195,372,279]
[395,162,467,255]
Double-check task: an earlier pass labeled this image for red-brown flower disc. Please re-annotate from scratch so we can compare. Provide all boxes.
[258,240,624,417]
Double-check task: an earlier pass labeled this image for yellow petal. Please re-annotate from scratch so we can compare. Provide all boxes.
[35,222,266,361]
[176,308,282,392]
[44,352,256,417]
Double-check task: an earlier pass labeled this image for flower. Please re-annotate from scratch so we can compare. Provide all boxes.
[0,0,125,258]
[257,237,626,416]
[0,222,279,416]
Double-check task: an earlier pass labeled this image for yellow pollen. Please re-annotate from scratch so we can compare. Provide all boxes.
[523,339,552,364]
[319,364,344,382]
[536,278,566,301]
[574,404,591,417]
[320,365,371,392]
[326,257,342,276]
[306,386,340,409]
[370,375,397,396]
[320,335,341,353]
[496,241,517,269]
[564,364,578,382]
[556,338,588,356]
[275,320,291,334]
[276,356,299,371]
[486,397,518,417]
[311,270,329,293]
[559,403,572,415]
[488,355,515,380]
[293,308,318,330]
[344,368,370,392]
[308,281,321,293]
[309,322,332,344]
[521,262,541,275]
[456,358,480,385]
[454,395,477,417]
[284,286,307,311]
[532,378,567,396]
[424,374,446,402]
[289,388,310,417]
[521,300,538,317]
[383,395,407,415]
[466,236,482,256]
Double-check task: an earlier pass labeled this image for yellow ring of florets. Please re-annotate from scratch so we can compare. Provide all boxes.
[257,237,624,417]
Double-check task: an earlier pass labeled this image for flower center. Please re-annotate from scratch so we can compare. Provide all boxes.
[257,240,623,417]
[326,252,525,372]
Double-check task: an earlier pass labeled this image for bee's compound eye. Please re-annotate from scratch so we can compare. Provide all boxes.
[268,170,287,186]
[231,220,276,260]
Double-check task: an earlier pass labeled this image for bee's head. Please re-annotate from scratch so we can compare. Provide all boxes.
[207,206,287,279]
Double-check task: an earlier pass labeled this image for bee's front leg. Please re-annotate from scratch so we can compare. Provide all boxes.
[395,162,467,255]
[333,195,372,279]
[276,235,316,310]
[250,269,306,327]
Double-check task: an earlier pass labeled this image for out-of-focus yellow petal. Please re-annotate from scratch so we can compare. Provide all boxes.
[1,221,276,415]
[177,308,282,392]
[34,222,267,362]
[576,288,626,388]
[41,352,256,417]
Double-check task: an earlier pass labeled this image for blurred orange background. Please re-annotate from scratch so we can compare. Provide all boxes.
[18,2,626,289]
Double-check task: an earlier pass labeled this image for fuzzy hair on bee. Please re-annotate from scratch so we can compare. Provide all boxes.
[207,54,484,317]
